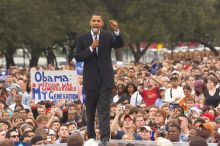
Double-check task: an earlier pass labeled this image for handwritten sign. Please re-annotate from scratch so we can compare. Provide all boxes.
[31,70,79,102]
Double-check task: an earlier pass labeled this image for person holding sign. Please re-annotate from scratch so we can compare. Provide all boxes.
[75,13,124,146]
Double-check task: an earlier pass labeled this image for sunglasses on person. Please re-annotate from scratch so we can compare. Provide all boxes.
[10,135,19,138]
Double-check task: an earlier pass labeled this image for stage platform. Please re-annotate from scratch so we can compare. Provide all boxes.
[46,140,217,146]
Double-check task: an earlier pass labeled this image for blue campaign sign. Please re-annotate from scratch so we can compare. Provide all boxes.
[75,62,84,75]
[149,63,160,75]
[0,69,7,81]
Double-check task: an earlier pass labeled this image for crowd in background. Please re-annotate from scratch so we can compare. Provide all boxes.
[1,56,220,146]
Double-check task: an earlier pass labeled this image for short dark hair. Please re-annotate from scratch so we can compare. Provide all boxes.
[125,143,135,146]
[92,12,101,17]
[189,137,208,146]
[67,131,84,146]
[0,139,13,146]
[168,123,181,132]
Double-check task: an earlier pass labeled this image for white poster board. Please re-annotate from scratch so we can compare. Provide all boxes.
[31,70,79,102]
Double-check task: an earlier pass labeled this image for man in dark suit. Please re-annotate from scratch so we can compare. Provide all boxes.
[74,13,124,145]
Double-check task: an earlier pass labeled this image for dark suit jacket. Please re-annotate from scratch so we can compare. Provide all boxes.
[75,30,124,90]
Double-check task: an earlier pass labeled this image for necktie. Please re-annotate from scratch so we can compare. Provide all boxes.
[94,34,98,55]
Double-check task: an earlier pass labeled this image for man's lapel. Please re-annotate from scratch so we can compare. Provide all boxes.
[98,31,105,57]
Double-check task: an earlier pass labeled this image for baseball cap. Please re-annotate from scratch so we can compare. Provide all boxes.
[202,113,215,121]
[170,75,178,81]
[124,114,133,120]
[48,129,56,136]
[140,126,152,132]
[159,87,166,91]
[200,123,214,132]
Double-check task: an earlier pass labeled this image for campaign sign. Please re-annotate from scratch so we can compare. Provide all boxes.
[75,62,84,75]
[31,71,78,102]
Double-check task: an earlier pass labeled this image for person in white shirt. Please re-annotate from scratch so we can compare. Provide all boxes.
[164,75,184,104]
[9,94,30,112]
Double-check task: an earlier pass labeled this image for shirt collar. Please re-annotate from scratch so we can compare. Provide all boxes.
[91,29,100,36]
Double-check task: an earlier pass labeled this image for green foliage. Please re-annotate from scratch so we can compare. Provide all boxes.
[1,0,220,65]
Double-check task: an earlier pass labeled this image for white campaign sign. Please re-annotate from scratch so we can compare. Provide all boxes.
[31,70,79,102]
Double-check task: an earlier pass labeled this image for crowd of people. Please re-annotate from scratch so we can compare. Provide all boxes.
[0,56,220,146]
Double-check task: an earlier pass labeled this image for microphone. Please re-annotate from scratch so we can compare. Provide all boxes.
[92,28,98,40]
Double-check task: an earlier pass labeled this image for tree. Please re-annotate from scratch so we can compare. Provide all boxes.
[0,0,23,68]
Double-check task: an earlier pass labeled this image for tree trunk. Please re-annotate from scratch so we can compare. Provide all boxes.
[134,53,142,63]
[5,54,15,69]
[30,48,41,68]
[129,40,152,63]
[44,48,57,66]
[68,41,76,63]
[5,48,15,69]
[192,39,219,56]
[30,55,40,68]
[200,41,219,56]
[67,31,77,64]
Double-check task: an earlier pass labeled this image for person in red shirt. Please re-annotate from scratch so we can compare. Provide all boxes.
[141,78,159,106]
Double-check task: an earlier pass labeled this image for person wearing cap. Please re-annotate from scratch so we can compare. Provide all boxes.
[155,87,166,108]
[47,129,57,144]
[111,108,142,140]
[140,126,152,141]
[199,123,214,143]
[164,75,184,105]
[202,112,215,123]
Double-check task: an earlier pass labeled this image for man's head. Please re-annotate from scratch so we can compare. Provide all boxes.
[14,94,22,104]
[123,114,133,129]
[199,123,213,140]
[5,129,19,142]
[170,75,179,88]
[30,135,45,146]
[134,115,145,128]
[189,137,208,146]
[57,125,69,140]
[2,111,10,121]
[51,120,61,132]
[188,128,200,141]
[0,128,6,141]
[67,131,84,146]
[90,13,104,33]
[155,110,166,126]
[11,114,24,128]
[36,115,49,128]
[140,126,152,140]
[168,123,181,142]
[0,139,13,146]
